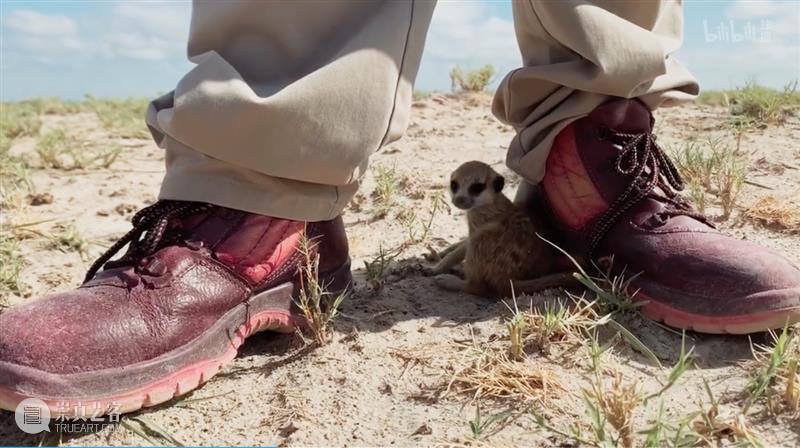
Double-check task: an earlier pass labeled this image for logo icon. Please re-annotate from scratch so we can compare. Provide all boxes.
[15,398,51,434]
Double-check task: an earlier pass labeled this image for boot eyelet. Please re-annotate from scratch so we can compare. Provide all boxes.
[151,260,167,276]
[645,213,668,228]
[140,258,167,277]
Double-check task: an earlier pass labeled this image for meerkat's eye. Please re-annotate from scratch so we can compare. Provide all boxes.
[468,182,486,195]
[450,180,459,192]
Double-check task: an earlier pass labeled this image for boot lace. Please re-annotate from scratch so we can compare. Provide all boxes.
[587,127,712,255]
[84,200,213,283]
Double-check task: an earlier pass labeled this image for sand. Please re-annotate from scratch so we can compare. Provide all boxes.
[1,93,799,446]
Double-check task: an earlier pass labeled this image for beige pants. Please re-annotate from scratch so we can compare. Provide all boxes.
[146,0,698,221]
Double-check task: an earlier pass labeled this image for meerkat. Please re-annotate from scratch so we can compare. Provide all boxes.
[431,161,576,298]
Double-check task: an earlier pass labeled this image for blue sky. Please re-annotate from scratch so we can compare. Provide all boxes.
[1,0,798,101]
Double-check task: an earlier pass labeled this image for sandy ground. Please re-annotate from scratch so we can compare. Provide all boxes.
[1,93,799,446]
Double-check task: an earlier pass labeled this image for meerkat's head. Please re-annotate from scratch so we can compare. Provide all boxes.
[448,161,505,210]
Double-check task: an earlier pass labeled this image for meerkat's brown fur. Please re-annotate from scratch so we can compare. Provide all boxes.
[432,161,575,297]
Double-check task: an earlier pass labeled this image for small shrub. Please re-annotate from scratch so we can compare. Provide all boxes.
[412,90,430,101]
[294,236,346,345]
[670,138,748,220]
[363,244,402,294]
[35,129,121,170]
[450,65,496,92]
[697,80,800,125]
[0,229,24,298]
[714,153,747,220]
[0,102,42,140]
[11,98,89,116]
[0,152,32,209]
[696,90,730,107]
[370,166,400,219]
[35,130,73,169]
[686,180,707,214]
[729,79,799,125]
[85,95,150,139]
[671,139,718,190]
[47,223,92,258]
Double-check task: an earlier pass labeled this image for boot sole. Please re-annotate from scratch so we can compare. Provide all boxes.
[635,287,800,334]
[0,261,351,417]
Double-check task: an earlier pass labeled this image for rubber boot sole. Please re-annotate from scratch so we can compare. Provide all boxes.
[0,261,352,417]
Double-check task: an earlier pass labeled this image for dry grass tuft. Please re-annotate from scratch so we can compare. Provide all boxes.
[540,236,665,367]
[447,347,563,405]
[692,382,764,448]
[745,196,800,233]
[390,342,451,370]
[293,236,346,345]
[505,295,602,359]
[584,372,643,448]
[535,333,695,447]
[744,325,800,417]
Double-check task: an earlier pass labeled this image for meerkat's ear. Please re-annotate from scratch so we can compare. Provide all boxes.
[492,175,505,192]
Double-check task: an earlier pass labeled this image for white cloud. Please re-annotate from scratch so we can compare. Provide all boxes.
[726,0,794,19]
[102,1,190,61]
[1,2,191,64]
[112,1,190,45]
[2,10,92,58]
[426,2,517,62]
[725,0,799,38]
[107,33,173,61]
[4,10,78,36]
[417,1,519,90]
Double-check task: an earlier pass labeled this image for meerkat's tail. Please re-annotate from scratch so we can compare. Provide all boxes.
[510,272,580,294]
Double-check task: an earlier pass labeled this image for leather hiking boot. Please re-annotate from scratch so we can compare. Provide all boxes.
[0,200,351,416]
[540,98,800,334]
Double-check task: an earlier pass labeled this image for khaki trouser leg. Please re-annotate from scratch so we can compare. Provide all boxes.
[494,0,700,185]
[147,1,435,221]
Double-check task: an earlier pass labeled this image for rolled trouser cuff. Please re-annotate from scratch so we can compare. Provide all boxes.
[158,136,356,222]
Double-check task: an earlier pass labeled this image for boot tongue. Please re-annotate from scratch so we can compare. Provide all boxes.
[576,99,655,209]
[589,98,653,133]
[181,206,246,248]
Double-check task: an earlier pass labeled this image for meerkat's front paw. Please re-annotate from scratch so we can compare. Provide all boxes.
[434,274,466,292]
[424,262,448,276]
[423,245,443,262]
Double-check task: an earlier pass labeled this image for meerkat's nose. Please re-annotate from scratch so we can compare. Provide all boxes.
[453,195,470,209]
